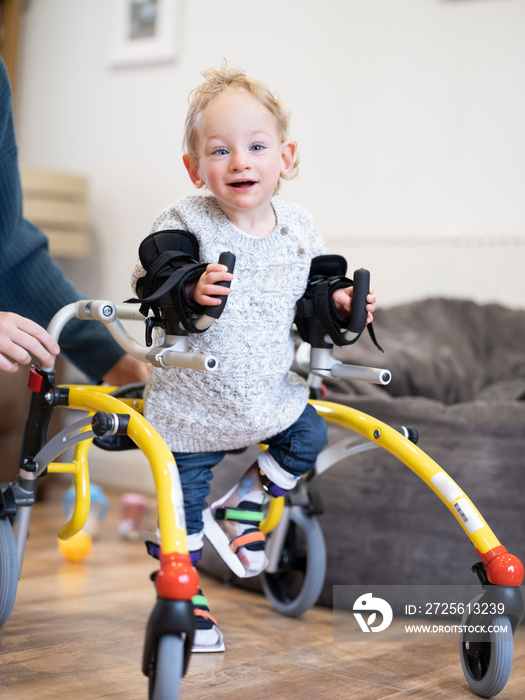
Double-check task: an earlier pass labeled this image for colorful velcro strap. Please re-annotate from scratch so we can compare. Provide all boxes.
[215,505,264,525]
[145,540,160,560]
[193,608,219,628]
[258,471,289,498]
[229,529,265,553]
[192,593,209,608]
[194,608,218,624]
[192,592,219,629]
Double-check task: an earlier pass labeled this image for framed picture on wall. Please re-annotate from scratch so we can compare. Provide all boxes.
[109,0,180,67]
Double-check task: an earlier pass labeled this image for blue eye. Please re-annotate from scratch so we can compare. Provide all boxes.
[251,144,265,152]
[213,148,229,156]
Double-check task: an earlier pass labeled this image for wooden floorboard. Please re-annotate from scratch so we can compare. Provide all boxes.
[0,483,523,699]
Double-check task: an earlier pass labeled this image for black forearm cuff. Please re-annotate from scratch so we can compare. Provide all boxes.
[126,229,208,333]
[295,255,355,346]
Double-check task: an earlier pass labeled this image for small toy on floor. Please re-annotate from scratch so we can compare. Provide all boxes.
[118,492,156,541]
[57,530,92,563]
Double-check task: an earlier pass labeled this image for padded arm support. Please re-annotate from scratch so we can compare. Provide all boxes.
[295,255,355,346]
[126,229,208,334]
[295,254,382,350]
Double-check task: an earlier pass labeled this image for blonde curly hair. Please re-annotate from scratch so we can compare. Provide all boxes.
[183,65,299,186]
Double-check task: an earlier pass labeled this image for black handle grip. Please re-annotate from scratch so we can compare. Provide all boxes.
[205,251,236,320]
[347,268,370,334]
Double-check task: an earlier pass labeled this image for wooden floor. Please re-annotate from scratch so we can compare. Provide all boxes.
[0,482,523,700]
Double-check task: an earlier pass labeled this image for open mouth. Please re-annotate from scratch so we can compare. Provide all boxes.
[229,180,256,188]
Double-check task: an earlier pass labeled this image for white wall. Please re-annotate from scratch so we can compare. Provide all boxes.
[15,0,525,308]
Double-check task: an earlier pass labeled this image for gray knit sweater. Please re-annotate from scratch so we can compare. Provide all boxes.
[132,195,326,453]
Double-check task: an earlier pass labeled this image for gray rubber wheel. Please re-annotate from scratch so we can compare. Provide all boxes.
[262,505,326,617]
[460,596,514,697]
[148,634,184,700]
[0,517,18,628]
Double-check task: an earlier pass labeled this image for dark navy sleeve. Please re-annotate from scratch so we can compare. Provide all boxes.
[0,58,125,382]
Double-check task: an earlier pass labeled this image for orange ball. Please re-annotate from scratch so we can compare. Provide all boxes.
[58,530,92,563]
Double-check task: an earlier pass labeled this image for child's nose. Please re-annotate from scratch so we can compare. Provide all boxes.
[230,150,250,171]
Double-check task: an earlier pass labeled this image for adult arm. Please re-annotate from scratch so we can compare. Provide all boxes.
[0,222,149,382]
[0,58,148,384]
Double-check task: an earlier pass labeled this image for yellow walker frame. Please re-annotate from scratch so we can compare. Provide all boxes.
[0,295,522,700]
[52,390,522,590]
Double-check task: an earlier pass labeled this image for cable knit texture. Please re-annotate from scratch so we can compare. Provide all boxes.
[132,194,326,452]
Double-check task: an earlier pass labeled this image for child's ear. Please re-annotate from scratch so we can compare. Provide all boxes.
[280,140,297,177]
[183,153,204,188]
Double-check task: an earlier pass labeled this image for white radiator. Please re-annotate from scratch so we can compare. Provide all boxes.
[326,230,525,310]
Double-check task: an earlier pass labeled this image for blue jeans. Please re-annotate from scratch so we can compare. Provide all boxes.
[173,403,328,537]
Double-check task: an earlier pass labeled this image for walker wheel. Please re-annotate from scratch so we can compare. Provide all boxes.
[262,505,326,617]
[0,517,18,628]
[148,634,184,700]
[459,595,514,697]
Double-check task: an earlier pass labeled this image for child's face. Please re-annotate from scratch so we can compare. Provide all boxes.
[183,89,295,224]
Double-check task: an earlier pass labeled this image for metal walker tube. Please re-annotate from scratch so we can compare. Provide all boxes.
[310,399,523,586]
[65,386,188,556]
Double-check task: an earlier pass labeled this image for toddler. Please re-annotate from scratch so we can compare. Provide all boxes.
[131,66,375,652]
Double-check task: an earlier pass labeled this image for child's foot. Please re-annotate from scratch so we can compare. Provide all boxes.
[210,463,268,577]
[191,590,225,653]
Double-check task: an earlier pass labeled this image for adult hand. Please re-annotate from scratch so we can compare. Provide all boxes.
[0,312,60,372]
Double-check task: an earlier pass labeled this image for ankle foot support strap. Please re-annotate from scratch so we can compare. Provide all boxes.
[258,470,289,498]
[214,502,264,525]
[229,529,265,552]
[192,592,219,630]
